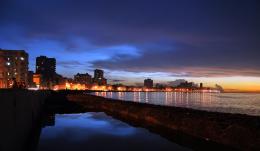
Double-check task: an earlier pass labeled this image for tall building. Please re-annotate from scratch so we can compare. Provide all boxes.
[74,73,92,84]
[200,83,203,89]
[0,49,28,88]
[144,78,153,88]
[36,56,56,87]
[93,69,107,85]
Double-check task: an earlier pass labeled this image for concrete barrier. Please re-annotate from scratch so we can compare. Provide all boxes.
[67,94,260,151]
[0,89,50,151]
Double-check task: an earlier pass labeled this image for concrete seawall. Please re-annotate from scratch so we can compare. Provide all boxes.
[67,94,260,151]
[0,90,51,151]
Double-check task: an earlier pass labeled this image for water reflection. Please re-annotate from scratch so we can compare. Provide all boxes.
[38,112,190,151]
[94,92,260,116]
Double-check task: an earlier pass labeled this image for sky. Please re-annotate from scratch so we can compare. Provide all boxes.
[1,0,260,91]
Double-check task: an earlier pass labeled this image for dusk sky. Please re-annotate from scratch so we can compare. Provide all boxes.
[1,0,260,91]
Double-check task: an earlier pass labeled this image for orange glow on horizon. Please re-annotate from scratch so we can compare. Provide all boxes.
[188,76,260,92]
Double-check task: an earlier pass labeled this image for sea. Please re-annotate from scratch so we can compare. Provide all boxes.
[93,92,260,116]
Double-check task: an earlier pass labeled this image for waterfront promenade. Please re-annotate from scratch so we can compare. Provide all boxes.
[0,90,259,151]
[68,93,260,150]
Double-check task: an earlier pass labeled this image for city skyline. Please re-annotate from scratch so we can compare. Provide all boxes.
[1,0,260,92]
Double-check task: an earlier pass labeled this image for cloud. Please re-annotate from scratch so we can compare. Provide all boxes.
[1,0,259,79]
[91,42,260,77]
[58,61,85,68]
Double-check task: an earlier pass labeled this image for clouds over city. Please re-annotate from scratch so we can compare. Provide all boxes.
[1,0,259,78]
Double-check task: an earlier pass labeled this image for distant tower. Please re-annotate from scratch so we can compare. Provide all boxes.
[94,69,104,79]
[36,56,56,87]
[93,69,107,85]
[144,78,153,88]
[200,83,203,89]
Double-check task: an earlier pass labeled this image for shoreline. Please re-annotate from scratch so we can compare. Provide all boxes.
[1,90,259,150]
[67,93,260,150]
[91,92,260,117]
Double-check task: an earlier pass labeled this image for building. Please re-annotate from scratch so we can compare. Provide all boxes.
[177,81,194,88]
[155,83,165,89]
[28,70,36,87]
[200,83,203,89]
[144,78,153,88]
[55,74,67,85]
[92,69,107,85]
[36,56,56,87]
[33,74,41,88]
[0,49,28,88]
[74,73,92,84]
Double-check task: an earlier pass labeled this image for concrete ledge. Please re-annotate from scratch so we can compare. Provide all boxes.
[67,94,260,151]
[0,89,51,151]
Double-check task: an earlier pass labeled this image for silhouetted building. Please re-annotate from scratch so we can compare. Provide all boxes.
[55,74,67,85]
[0,49,28,88]
[155,83,165,89]
[144,78,153,88]
[93,69,107,85]
[200,83,203,89]
[74,73,92,84]
[177,81,194,88]
[36,56,56,87]
[28,71,36,87]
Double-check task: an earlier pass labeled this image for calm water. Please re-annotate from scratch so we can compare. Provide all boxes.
[38,112,191,151]
[93,92,260,116]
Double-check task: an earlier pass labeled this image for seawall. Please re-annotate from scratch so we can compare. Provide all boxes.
[0,90,51,151]
[67,94,260,151]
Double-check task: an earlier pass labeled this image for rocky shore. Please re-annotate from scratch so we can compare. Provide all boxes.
[67,93,260,151]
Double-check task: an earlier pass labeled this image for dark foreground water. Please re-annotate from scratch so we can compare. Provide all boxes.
[93,92,260,116]
[37,112,191,151]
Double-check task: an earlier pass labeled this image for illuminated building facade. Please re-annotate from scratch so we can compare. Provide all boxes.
[74,73,92,84]
[144,78,153,88]
[93,69,107,85]
[33,74,41,87]
[36,56,56,87]
[0,49,28,88]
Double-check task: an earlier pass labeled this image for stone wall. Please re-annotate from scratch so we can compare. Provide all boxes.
[68,94,260,151]
[0,90,50,151]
